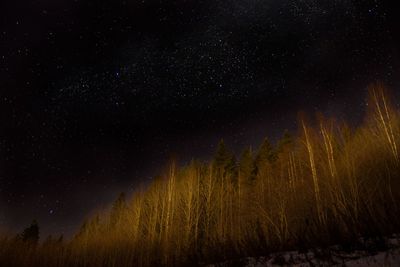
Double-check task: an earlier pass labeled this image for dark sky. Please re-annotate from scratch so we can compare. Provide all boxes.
[0,0,399,238]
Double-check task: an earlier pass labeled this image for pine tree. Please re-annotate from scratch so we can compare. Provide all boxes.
[57,234,64,244]
[227,154,238,183]
[110,192,127,227]
[21,220,39,245]
[277,130,293,154]
[212,139,236,178]
[239,147,255,183]
[75,220,88,239]
[212,139,231,169]
[255,137,275,170]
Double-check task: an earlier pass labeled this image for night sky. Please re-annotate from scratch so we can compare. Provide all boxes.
[1,0,399,238]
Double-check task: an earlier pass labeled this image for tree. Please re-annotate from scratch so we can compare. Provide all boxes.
[57,234,64,243]
[74,215,101,242]
[21,220,39,245]
[255,137,275,174]
[43,234,64,247]
[212,139,231,169]
[226,154,238,180]
[212,139,236,178]
[239,147,255,183]
[110,192,127,227]
[277,130,293,154]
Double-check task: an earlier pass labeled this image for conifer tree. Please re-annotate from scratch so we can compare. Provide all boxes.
[21,220,39,245]
[75,220,88,239]
[110,192,127,227]
[213,139,231,169]
[277,130,293,154]
[239,147,255,183]
[255,137,275,175]
[212,139,236,179]
[226,154,238,179]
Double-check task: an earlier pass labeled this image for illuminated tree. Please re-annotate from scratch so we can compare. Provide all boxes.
[239,147,255,183]
[110,192,127,227]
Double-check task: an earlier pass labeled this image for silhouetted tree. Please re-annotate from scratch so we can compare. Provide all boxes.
[57,234,64,244]
[255,137,275,174]
[21,220,39,245]
[277,130,293,154]
[212,139,237,180]
[213,140,231,169]
[226,153,237,173]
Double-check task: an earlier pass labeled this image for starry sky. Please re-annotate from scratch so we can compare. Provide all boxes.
[0,0,399,238]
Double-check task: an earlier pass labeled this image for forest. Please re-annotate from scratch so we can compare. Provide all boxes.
[1,84,400,266]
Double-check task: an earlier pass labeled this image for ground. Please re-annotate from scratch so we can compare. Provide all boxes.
[207,236,400,266]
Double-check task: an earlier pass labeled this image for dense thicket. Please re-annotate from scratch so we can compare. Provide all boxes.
[1,84,400,266]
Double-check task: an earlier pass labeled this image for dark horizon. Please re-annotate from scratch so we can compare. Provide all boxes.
[1,0,400,238]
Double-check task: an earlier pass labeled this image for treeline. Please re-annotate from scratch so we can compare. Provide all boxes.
[1,84,400,266]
